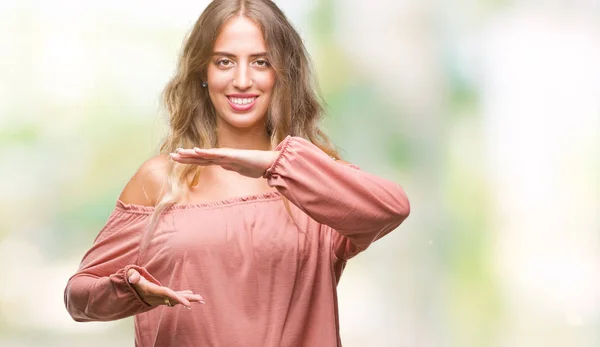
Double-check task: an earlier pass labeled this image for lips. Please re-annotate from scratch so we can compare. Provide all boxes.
[227,96,258,112]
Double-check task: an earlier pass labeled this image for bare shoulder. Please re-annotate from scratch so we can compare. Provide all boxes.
[118,154,171,206]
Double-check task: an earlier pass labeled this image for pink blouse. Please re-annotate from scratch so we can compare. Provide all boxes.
[64,136,410,347]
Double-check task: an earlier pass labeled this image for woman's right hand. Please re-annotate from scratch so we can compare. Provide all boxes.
[127,269,205,309]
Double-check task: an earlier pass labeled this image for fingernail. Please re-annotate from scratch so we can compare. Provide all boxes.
[176,148,183,153]
[200,300,206,304]
[185,306,192,310]
[194,147,200,151]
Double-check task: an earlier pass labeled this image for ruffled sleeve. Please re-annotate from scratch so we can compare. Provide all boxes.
[64,202,161,322]
[264,136,410,260]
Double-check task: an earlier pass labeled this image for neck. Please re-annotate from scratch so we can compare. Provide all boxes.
[216,122,271,150]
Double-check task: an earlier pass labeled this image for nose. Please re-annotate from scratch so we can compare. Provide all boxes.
[232,64,253,90]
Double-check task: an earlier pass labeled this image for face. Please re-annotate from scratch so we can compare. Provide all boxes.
[206,16,276,132]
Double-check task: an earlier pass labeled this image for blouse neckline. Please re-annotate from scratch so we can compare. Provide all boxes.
[115,191,282,214]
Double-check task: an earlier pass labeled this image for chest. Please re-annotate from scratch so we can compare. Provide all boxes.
[183,168,274,205]
[147,203,317,273]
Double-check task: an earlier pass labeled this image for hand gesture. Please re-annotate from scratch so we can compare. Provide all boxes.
[127,268,205,309]
[170,147,279,178]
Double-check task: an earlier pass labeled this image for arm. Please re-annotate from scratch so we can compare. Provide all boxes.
[169,138,410,258]
[65,156,167,322]
[64,208,162,322]
[263,136,410,258]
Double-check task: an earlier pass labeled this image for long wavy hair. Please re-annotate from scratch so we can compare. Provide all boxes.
[149,0,341,229]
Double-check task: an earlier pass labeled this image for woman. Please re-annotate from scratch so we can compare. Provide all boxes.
[64,0,410,346]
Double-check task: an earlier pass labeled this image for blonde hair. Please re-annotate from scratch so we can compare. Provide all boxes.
[150,0,340,228]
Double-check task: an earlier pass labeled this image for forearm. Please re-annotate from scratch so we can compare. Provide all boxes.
[264,136,410,241]
[64,265,157,322]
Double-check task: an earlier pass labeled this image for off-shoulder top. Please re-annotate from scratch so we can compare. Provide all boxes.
[64,136,410,347]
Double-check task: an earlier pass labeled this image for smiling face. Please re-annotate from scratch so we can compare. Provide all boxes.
[206,16,276,135]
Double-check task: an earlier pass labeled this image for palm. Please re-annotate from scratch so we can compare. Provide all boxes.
[126,269,204,308]
[171,147,279,178]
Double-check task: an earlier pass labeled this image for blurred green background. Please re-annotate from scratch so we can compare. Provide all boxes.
[0,0,598,346]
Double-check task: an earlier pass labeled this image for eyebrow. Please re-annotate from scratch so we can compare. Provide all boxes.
[212,51,269,58]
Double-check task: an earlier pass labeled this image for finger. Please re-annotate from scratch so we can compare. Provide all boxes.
[175,148,223,157]
[175,148,205,156]
[171,155,215,163]
[180,293,206,304]
[176,290,193,295]
[159,287,192,308]
[170,153,214,162]
[169,153,215,160]
[170,156,216,166]
[193,148,229,158]
[127,269,141,285]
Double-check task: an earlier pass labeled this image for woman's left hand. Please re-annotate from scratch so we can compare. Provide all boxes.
[170,147,279,178]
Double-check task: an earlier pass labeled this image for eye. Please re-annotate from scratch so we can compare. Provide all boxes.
[216,58,233,67]
[253,59,271,67]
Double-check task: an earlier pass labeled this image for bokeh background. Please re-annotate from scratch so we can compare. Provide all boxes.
[1,0,598,346]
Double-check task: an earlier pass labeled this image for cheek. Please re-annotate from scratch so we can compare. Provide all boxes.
[207,67,230,91]
[256,71,276,94]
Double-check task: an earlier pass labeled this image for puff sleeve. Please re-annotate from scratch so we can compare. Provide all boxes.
[264,136,410,260]
[64,203,161,322]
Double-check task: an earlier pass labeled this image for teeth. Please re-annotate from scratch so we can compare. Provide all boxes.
[230,97,256,105]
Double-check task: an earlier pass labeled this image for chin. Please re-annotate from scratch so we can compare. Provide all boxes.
[219,112,266,129]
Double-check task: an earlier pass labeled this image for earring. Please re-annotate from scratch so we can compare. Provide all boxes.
[202,81,208,88]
